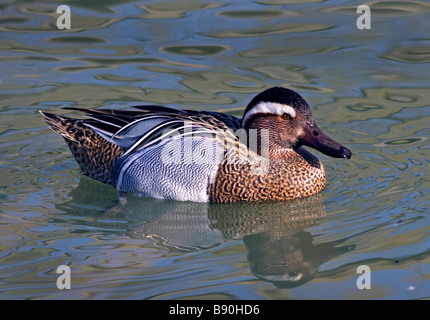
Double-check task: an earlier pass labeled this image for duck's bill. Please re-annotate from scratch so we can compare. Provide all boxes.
[299,123,352,159]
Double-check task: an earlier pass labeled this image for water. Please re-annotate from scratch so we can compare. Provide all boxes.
[1,0,429,300]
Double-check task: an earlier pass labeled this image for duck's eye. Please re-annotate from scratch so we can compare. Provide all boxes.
[282,113,291,120]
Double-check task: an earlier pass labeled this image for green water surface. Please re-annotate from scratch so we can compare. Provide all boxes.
[0,0,429,299]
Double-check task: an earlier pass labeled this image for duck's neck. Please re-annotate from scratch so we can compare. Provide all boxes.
[243,127,298,160]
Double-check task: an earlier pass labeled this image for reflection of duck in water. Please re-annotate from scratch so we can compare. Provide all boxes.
[209,195,354,288]
[60,178,354,288]
[42,87,351,203]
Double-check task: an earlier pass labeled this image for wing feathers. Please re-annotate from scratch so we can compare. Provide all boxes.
[62,105,241,153]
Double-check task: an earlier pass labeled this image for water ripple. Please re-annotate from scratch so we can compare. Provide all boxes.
[1,0,430,300]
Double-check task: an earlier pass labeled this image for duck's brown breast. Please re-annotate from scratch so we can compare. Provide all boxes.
[208,148,326,203]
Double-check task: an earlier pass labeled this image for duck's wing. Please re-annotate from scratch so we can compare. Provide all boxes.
[180,109,242,131]
[64,106,242,156]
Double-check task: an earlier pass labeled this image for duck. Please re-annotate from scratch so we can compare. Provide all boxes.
[41,87,351,203]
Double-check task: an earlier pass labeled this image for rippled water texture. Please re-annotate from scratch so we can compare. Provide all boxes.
[1,0,429,299]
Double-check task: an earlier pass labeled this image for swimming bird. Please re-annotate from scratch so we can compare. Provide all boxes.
[41,87,351,203]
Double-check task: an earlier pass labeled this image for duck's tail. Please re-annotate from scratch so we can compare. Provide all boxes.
[40,111,124,186]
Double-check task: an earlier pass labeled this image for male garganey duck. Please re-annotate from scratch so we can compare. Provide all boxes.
[41,87,351,203]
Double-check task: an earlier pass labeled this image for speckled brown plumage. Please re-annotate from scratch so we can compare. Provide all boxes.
[208,148,326,203]
[41,112,124,186]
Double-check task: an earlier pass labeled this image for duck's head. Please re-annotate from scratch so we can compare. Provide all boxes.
[242,87,351,159]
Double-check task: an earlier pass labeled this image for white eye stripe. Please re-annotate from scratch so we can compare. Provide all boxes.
[242,101,296,127]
